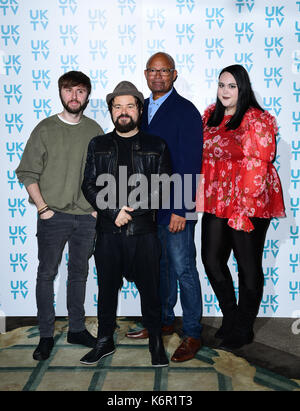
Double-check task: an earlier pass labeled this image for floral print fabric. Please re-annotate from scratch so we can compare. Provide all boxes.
[196,104,285,232]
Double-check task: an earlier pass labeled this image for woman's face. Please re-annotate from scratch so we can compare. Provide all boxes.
[217,71,239,115]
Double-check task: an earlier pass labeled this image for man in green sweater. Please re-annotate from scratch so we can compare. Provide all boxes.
[16,71,103,361]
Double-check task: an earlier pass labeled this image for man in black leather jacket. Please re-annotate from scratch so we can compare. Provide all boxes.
[80,81,172,367]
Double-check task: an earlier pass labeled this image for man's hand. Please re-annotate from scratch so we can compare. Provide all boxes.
[40,209,55,220]
[168,213,186,233]
[115,206,134,227]
[91,211,97,219]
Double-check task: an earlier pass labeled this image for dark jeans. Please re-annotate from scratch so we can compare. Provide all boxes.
[158,223,203,339]
[94,231,162,338]
[36,211,96,337]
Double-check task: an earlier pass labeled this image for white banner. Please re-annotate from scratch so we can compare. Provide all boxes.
[0,0,299,318]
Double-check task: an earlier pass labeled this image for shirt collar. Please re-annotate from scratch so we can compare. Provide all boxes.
[149,87,173,106]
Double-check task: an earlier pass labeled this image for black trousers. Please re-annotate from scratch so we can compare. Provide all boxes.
[201,213,270,331]
[201,212,270,291]
[94,231,162,338]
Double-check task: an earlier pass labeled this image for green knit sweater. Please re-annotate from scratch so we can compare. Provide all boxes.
[16,114,103,214]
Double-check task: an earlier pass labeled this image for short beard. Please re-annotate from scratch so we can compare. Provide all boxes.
[60,95,89,114]
[114,115,139,133]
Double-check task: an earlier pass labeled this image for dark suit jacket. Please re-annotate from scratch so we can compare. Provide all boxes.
[141,88,203,224]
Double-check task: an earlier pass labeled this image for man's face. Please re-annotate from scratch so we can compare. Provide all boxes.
[111,95,141,133]
[144,54,177,99]
[60,84,89,114]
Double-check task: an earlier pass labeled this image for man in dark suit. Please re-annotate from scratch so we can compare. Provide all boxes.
[126,52,204,362]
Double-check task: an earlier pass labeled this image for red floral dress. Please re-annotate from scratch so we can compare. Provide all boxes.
[196,104,286,232]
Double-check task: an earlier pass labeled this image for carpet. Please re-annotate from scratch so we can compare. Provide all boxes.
[0,317,299,392]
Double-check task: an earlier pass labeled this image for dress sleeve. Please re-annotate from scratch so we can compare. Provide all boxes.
[228,110,277,232]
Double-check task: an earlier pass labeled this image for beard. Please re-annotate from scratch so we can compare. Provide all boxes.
[114,114,140,133]
[60,95,89,114]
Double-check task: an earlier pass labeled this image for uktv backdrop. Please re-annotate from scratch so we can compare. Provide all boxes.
[0,0,299,318]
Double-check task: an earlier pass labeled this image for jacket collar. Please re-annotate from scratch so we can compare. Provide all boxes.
[143,88,178,126]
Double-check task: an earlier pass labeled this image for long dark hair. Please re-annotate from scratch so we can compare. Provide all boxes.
[207,64,264,130]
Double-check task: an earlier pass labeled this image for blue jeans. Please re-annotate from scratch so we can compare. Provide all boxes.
[36,211,96,337]
[158,222,203,339]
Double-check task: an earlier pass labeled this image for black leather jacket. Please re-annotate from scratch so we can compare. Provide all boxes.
[82,130,172,235]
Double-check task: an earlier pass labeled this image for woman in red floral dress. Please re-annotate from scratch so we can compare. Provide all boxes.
[196,64,285,350]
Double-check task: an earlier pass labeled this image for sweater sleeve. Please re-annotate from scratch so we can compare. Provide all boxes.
[228,110,277,232]
[15,126,47,187]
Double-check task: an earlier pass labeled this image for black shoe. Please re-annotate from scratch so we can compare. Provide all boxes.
[67,329,97,348]
[149,334,169,367]
[214,316,236,339]
[209,279,237,340]
[33,337,54,361]
[80,336,115,365]
[219,330,254,350]
[215,327,225,339]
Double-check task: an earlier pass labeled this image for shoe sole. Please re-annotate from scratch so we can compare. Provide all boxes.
[126,333,148,339]
[152,363,169,367]
[33,353,50,361]
[126,336,148,339]
[170,355,196,362]
[80,349,115,365]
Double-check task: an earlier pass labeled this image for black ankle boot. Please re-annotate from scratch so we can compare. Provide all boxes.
[219,284,262,350]
[209,279,238,339]
[80,336,115,365]
[215,311,237,339]
[219,329,254,350]
[149,334,169,367]
[67,329,97,348]
[33,337,54,361]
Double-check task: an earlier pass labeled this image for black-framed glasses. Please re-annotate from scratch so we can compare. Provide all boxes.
[112,103,137,111]
[146,68,175,77]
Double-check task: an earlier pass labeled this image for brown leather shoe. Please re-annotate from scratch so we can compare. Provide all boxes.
[171,337,202,362]
[161,324,175,335]
[126,328,149,339]
[126,323,175,339]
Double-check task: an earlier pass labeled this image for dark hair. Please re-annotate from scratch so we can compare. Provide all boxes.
[58,71,91,96]
[207,64,263,130]
[108,96,143,116]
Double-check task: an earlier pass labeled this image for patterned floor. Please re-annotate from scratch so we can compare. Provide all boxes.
[0,317,299,392]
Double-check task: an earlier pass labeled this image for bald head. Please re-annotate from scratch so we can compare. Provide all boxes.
[144,52,177,100]
[146,52,176,70]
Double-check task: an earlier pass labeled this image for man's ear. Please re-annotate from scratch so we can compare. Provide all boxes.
[173,70,178,83]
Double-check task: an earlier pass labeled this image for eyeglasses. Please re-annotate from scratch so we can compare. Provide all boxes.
[146,68,175,77]
[112,103,137,111]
